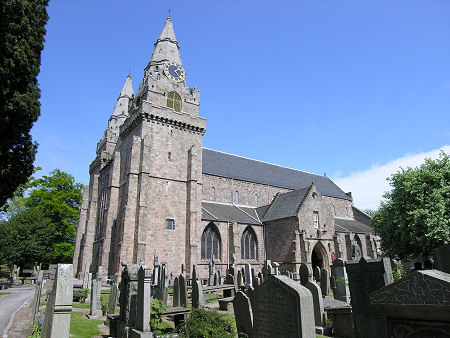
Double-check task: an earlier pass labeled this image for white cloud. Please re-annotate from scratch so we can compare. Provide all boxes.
[333,145,450,211]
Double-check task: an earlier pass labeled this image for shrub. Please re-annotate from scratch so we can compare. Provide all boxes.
[80,288,90,303]
[180,308,236,337]
[150,298,166,331]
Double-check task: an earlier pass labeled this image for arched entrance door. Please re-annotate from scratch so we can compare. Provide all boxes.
[311,242,328,271]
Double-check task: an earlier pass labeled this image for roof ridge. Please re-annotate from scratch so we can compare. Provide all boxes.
[294,184,314,215]
[202,147,325,178]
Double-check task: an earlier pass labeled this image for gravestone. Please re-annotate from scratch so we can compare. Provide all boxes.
[160,265,169,305]
[346,257,394,338]
[192,280,205,309]
[131,266,152,338]
[119,264,139,337]
[233,291,253,338]
[262,260,273,280]
[89,266,103,318]
[244,264,253,288]
[253,275,315,337]
[370,269,450,337]
[304,278,324,327]
[214,271,219,286]
[320,268,330,297]
[31,270,44,323]
[173,277,180,307]
[254,277,261,287]
[272,262,280,275]
[152,253,160,296]
[41,264,73,338]
[179,273,188,308]
[224,274,236,297]
[331,258,350,302]
[208,256,216,286]
[299,263,313,286]
[313,266,321,282]
[237,270,244,289]
[108,283,119,314]
[258,272,263,283]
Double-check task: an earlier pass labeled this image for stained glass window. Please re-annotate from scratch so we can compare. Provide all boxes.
[201,223,221,260]
[167,91,181,112]
[241,227,257,260]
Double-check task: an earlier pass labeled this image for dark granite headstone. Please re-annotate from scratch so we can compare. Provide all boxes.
[320,268,330,297]
[192,280,204,309]
[346,257,393,338]
[313,266,321,282]
[173,277,180,307]
[299,263,313,286]
[253,275,315,337]
[179,273,188,308]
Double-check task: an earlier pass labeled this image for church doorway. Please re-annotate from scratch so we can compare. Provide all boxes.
[311,242,328,271]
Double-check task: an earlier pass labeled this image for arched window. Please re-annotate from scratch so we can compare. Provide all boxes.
[201,223,221,260]
[211,187,215,201]
[234,191,239,204]
[254,193,258,206]
[167,91,181,112]
[241,227,257,260]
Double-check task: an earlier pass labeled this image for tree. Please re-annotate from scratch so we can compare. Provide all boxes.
[371,151,450,259]
[0,207,55,268]
[24,169,83,263]
[0,0,49,207]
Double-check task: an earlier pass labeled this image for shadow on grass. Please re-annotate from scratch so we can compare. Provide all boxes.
[70,311,103,338]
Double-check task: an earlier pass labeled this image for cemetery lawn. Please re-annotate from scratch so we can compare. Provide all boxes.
[72,302,90,309]
[0,292,10,295]
[70,311,103,338]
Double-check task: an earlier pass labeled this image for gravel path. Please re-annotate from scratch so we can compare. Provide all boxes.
[0,287,34,337]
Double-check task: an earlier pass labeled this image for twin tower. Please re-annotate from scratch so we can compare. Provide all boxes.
[73,16,206,280]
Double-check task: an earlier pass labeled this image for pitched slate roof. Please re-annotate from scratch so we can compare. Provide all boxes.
[202,148,350,201]
[262,187,310,222]
[202,202,261,225]
[334,218,374,234]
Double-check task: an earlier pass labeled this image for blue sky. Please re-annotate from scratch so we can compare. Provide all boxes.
[33,0,450,209]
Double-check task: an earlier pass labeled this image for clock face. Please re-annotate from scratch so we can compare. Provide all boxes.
[163,62,186,83]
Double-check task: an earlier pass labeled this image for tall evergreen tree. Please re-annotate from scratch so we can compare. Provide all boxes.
[0,0,49,207]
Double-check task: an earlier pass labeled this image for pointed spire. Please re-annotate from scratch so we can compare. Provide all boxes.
[112,75,134,117]
[119,74,134,99]
[149,16,182,65]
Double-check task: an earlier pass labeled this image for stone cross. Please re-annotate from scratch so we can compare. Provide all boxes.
[253,275,315,337]
[131,266,152,336]
[41,264,73,338]
[233,291,253,338]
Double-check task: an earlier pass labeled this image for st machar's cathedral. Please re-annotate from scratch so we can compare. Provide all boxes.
[73,16,379,281]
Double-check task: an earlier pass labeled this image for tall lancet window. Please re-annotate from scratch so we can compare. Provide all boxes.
[241,227,257,260]
[211,187,215,201]
[201,223,221,260]
[167,91,181,112]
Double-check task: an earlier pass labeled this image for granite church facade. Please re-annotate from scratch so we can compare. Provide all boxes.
[73,16,379,281]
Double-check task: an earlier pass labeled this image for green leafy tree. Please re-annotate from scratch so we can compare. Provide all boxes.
[371,151,450,259]
[0,0,49,207]
[0,207,55,268]
[24,169,83,263]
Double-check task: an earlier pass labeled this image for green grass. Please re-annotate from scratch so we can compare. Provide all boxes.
[70,311,103,338]
[0,292,10,295]
[100,290,110,294]
[205,293,221,302]
[72,302,90,309]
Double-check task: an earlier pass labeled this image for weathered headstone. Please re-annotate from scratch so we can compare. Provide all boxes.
[237,270,244,289]
[346,257,394,338]
[258,272,263,283]
[89,266,103,318]
[320,268,330,297]
[253,275,315,337]
[192,280,205,309]
[313,266,321,282]
[108,283,119,314]
[304,279,324,327]
[331,258,350,303]
[214,271,219,286]
[131,266,152,337]
[262,260,273,280]
[244,264,253,288]
[254,277,261,287]
[119,264,139,337]
[179,273,188,308]
[173,276,180,307]
[299,263,313,286]
[41,264,73,338]
[272,262,280,275]
[208,256,216,286]
[370,269,450,337]
[152,253,160,297]
[224,274,236,297]
[233,291,253,338]
[192,264,199,282]
[31,270,44,323]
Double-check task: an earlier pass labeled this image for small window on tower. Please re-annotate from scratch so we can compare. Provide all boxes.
[168,152,172,161]
[166,219,175,230]
[167,91,182,112]
[234,191,239,204]
[211,187,215,201]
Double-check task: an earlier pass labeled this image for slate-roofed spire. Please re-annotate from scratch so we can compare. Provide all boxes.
[112,74,134,117]
[149,16,182,65]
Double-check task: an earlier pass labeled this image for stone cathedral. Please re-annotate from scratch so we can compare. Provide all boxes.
[73,16,379,281]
